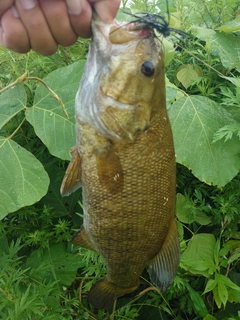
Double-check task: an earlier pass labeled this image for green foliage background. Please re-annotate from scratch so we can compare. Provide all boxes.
[0,0,240,319]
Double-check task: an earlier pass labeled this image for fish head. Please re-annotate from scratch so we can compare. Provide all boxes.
[76,13,166,141]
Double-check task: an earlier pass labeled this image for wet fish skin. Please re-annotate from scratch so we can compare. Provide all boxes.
[61,13,180,310]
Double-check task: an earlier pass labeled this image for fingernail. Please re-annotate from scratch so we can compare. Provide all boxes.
[19,0,37,10]
[66,0,82,15]
[11,5,20,18]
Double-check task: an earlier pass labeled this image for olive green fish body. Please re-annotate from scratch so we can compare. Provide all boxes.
[61,13,180,309]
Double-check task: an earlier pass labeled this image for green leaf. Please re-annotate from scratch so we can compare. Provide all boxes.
[217,279,228,308]
[176,193,211,225]
[26,60,86,160]
[204,279,217,294]
[209,273,240,308]
[220,76,240,88]
[220,240,240,256]
[203,315,217,320]
[0,84,26,130]
[229,248,240,264]
[26,242,83,287]
[176,64,202,89]
[185,283,208,317]
[0,137,49,218]
[181,234,216,277]
[168,95,240,186]
[210,33,240,72]
[213,285,222,308]
[216,18,240,34]
[162,37,175,67]
[189,26,216,41]
[217,273,240,291]
[41,165,82,216]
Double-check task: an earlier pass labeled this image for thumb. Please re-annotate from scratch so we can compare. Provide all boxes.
[91,0,121,23]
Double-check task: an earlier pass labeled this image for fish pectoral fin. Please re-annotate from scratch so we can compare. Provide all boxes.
[149,218,180,292]
[60,147,82,196]
[72,226,96,251]
[97,149,124,195]
[88,279,139,310]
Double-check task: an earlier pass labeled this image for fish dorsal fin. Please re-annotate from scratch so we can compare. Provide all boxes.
[88,279,139,310]
[72,226,96,251]
[149,218,180,292]
[97,148,124,195]
[60,146,82,196]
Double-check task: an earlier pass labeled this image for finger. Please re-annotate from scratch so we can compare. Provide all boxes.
[15,0,58,55]
[0,0,15,15]
[0,6,30,53]
[90,0,121,23]
[66,0,92,38]
[39,0,78,47]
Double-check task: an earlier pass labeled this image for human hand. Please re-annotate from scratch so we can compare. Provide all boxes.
[0,0,121,55]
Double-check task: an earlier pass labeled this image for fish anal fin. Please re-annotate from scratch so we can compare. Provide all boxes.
[72,226,96,251]
[97,149,124,195]
[60,147,82,196]
[88,279,139,310]
[149,218,180,292]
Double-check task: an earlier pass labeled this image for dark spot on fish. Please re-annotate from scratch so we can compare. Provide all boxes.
[141,60,155,77]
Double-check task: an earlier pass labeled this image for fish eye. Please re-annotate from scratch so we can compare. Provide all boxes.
[141,60,155,77]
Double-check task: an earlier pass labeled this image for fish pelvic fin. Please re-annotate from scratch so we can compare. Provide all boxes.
[60,146,82,196]
[88,279,139,310]
[72,226,96,251]
[149,218,180,292]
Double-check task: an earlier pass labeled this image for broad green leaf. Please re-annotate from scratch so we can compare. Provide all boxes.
[162,37,175,66]
[176,64,202,89]
[26,60,86,160]
[176,193,211,225]
[0,84,26,129]
[181,234,216,277]
[210,33,240,72]
[26,242,83,287]
[189,26,216,41]
[0,137,49,218]
[190,27,240,72]
[216,18,240,34]
[168,95,240,186]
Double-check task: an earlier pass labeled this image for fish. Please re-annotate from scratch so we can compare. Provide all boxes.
[60,12,180,310]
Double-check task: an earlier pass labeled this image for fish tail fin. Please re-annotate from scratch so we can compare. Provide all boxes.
[88,279,139,309]
[149,218,180,292]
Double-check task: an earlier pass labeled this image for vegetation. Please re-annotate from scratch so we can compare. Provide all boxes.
[0,0,240,319]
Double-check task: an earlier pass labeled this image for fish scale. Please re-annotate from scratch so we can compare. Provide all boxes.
[61,12,180,310]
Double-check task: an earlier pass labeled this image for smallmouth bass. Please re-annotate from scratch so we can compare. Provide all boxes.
[61,12,180,309]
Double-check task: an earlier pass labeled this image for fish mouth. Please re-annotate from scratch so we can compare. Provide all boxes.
[92,12,152,46]
[109,21,152,44]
